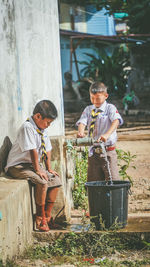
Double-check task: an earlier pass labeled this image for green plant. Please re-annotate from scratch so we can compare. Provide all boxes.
[79,45,130,96]
[4,231,150,266]
[97,0,150,34]
[72,148,88,209]
[142,240,150,249]
[116,149,136,185]
[0,259,19,267]
[23,231,149,260]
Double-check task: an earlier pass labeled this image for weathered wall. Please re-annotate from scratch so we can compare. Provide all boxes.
[0,0,64,145]
[0,178,34,262]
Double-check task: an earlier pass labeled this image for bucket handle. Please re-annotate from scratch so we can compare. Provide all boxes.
[128,188,132,195]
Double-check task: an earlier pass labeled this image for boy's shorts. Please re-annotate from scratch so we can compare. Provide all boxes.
[7,163,62,188]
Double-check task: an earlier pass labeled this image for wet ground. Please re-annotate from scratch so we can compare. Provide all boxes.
[69,210,150,233]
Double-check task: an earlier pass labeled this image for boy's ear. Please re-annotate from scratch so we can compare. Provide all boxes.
[105,93,109,99]
[34,113,42,120]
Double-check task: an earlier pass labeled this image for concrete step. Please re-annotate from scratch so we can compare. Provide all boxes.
[33,213,150,243]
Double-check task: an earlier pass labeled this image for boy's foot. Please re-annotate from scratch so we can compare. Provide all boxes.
[47,217,63,230]
[35,216,49,232]
[82,210,90,218]
[84,211,89,218]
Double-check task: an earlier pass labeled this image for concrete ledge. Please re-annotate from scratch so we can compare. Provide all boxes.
[33,213,150,243]
[0,176,33,262]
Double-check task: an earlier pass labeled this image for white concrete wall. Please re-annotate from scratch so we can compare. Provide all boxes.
[0,177,34,262]
[0,0,64,145]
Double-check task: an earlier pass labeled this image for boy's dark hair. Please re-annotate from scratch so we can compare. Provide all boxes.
[89,82,107,94]
[33,100,58,119]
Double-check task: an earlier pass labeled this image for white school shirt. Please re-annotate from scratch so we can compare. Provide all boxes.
[76,101,123,156]
[5,117,52,171]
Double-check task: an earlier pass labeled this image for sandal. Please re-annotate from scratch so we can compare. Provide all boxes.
[35,215,49,232]
[47,217,62,230]
[85,212,90,218]
[35,215,42,230]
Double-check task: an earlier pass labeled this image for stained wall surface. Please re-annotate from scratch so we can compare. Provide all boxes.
[0,0,64,145]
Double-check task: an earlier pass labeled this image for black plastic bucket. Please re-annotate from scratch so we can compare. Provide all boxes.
[85,180,131,230]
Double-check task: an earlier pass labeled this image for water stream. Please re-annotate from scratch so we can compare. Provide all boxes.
[100,142,113,184]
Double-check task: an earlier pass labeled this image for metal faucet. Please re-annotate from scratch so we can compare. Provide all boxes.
[65,137,104,150]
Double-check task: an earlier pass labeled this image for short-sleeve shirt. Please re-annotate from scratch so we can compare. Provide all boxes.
[76,101,123,156]
[5,117,52,171]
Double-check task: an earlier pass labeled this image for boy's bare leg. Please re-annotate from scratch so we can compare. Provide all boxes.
[45,187,59,220]
[34,183,49,231]
[7,164,50,232]
[45,187,59,228]
[7,164,60,231]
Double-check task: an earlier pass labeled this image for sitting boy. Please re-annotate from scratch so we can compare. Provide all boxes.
[76,82,123,182]
[5,100,62,232]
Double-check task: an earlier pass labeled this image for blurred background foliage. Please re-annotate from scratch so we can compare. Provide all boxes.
[79,44,130,96]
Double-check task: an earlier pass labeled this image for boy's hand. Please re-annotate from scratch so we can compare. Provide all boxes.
[30,149,48,180]
[77,131,85,138]
[48,169,60,177]
[77,123,86,138]
[36,170,48,181]
[97,133,109,143]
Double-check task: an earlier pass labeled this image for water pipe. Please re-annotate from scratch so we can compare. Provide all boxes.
[65,137,113,184]
[65,137,98,148]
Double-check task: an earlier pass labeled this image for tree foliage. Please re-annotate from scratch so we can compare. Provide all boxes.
[99,0,150,34]
[79,45,130,96]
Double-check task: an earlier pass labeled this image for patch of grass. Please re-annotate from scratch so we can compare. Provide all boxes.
[23,232,149,260]
[0,259,19,267]
[1,242,150,267]
[72,148,88,210]
[119,259,150,266]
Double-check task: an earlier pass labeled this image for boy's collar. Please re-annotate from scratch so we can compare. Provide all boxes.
[93,101,106,111]
[28,116,44,132]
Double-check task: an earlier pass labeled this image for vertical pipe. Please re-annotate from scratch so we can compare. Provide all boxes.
[70,38,73,74]
[73,49,80,81]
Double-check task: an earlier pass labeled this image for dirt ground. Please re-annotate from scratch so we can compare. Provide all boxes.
[117,131,150,214]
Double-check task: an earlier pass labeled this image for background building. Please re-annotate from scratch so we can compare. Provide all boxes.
[59,3,116,86]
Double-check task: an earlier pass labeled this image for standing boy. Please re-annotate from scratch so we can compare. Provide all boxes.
[5,100,62,232]
[76,82,123,182]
